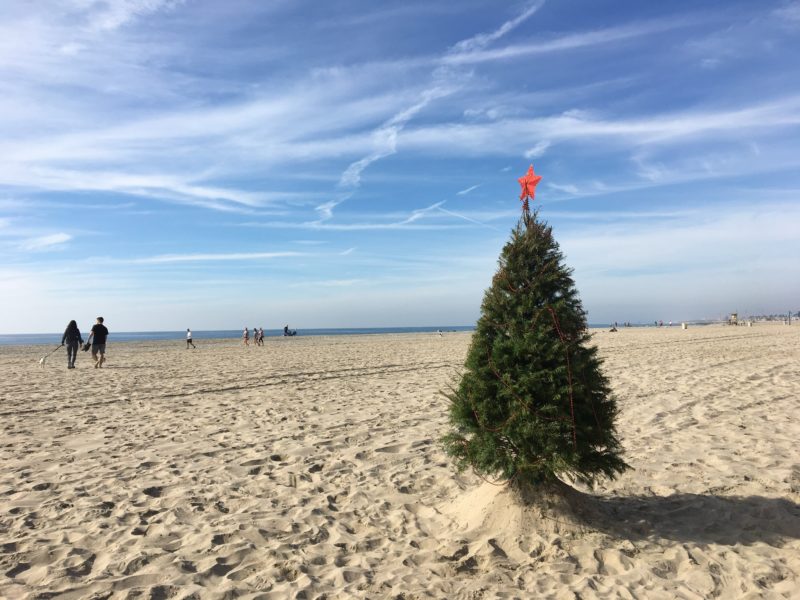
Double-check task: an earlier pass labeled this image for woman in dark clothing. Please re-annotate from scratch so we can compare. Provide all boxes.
[61,320,83,369]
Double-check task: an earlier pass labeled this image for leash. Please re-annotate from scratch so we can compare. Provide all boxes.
[43,344,62,358]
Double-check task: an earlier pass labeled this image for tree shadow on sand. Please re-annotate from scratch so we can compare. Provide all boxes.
[570,490,800,546]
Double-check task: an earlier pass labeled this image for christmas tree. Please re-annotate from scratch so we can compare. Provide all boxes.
[443,165,628,492]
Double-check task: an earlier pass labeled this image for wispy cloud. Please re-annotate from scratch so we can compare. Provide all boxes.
[0,7,747,220]
[774,1,800,21]
[337,86,457,193]
[560,201,800,277]
[457,184,480,195]
[82,0,186,31]
[331,2,545,217]
[18,232,72,251]
[442,16,702,65]
[290,278,367,288]
[129,251,306,264]
[524,140,551,159]
[239,201,472,231]
[315,200,341,221]
[436,206,502,231]
[448,1,545,54]
[292,239,328,246]
[240,221,468,231]
[542,152,800,203]
[401,95,800,154]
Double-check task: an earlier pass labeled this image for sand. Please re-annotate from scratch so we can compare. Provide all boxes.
[1,324,799,599]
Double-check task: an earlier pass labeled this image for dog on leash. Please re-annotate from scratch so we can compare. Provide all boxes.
[39,344,64,368]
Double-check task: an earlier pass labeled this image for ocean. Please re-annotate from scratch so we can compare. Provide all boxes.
[0,326,479,346]
[0,324,647,346]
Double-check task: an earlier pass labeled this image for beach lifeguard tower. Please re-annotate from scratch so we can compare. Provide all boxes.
[728,312,738,326]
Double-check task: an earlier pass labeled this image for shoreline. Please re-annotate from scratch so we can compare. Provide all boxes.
[0,327,476,347]
[2,319,778,346]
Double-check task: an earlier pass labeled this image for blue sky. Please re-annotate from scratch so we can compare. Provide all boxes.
[2,0,799,333]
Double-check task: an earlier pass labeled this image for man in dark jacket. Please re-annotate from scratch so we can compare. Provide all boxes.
[87,316,109,368]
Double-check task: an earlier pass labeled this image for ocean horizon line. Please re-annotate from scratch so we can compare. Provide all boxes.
[1,326,476,346]
[0,323,697,346]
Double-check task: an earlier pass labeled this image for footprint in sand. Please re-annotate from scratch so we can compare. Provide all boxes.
[375,444,405,454]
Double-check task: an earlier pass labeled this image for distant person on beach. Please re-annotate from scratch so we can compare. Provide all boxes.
[258,327,264,345]
[186,328,196,349]
[61,320,83,369]
[243,327,249,346]
[87,317,109,368]
[283,325,296,337]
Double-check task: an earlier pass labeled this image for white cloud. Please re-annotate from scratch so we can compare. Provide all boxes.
[553,199,800,321]
[559,201,800,275]
[457,184,480,195]
[332,2,546,214]
[19,232,72,251]
[74,0,186,31]
[239,201,469,231]
[449,1,545,54]
[442,17,700,66]
[547,182,580,195]
[773,1,800,23]
[58,42,86,56]
[292,240,328,246]
[436,206,502,231]
[0,166,313,213]
[315,200,342,221]
[291,278,366,288]
[393,95,800,165]
[129,251,305,264]
[337,85,456,191]
[524,140,551,158]
[0,5,761,225]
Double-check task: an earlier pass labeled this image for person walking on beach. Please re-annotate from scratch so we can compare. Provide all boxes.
[186,328,196,349]
[257,327,264,346]
[87,316,109,368]
[243,327,249,346]
[61,320,83,369]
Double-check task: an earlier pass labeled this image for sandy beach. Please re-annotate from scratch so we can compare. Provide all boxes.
[1,324,799,599]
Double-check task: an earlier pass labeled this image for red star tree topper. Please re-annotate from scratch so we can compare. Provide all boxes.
[517,164,542,213]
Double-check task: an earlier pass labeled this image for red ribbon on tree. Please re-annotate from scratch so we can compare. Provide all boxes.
[517,164,542,213]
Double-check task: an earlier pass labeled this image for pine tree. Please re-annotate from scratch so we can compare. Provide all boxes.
[443,189,629,492]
